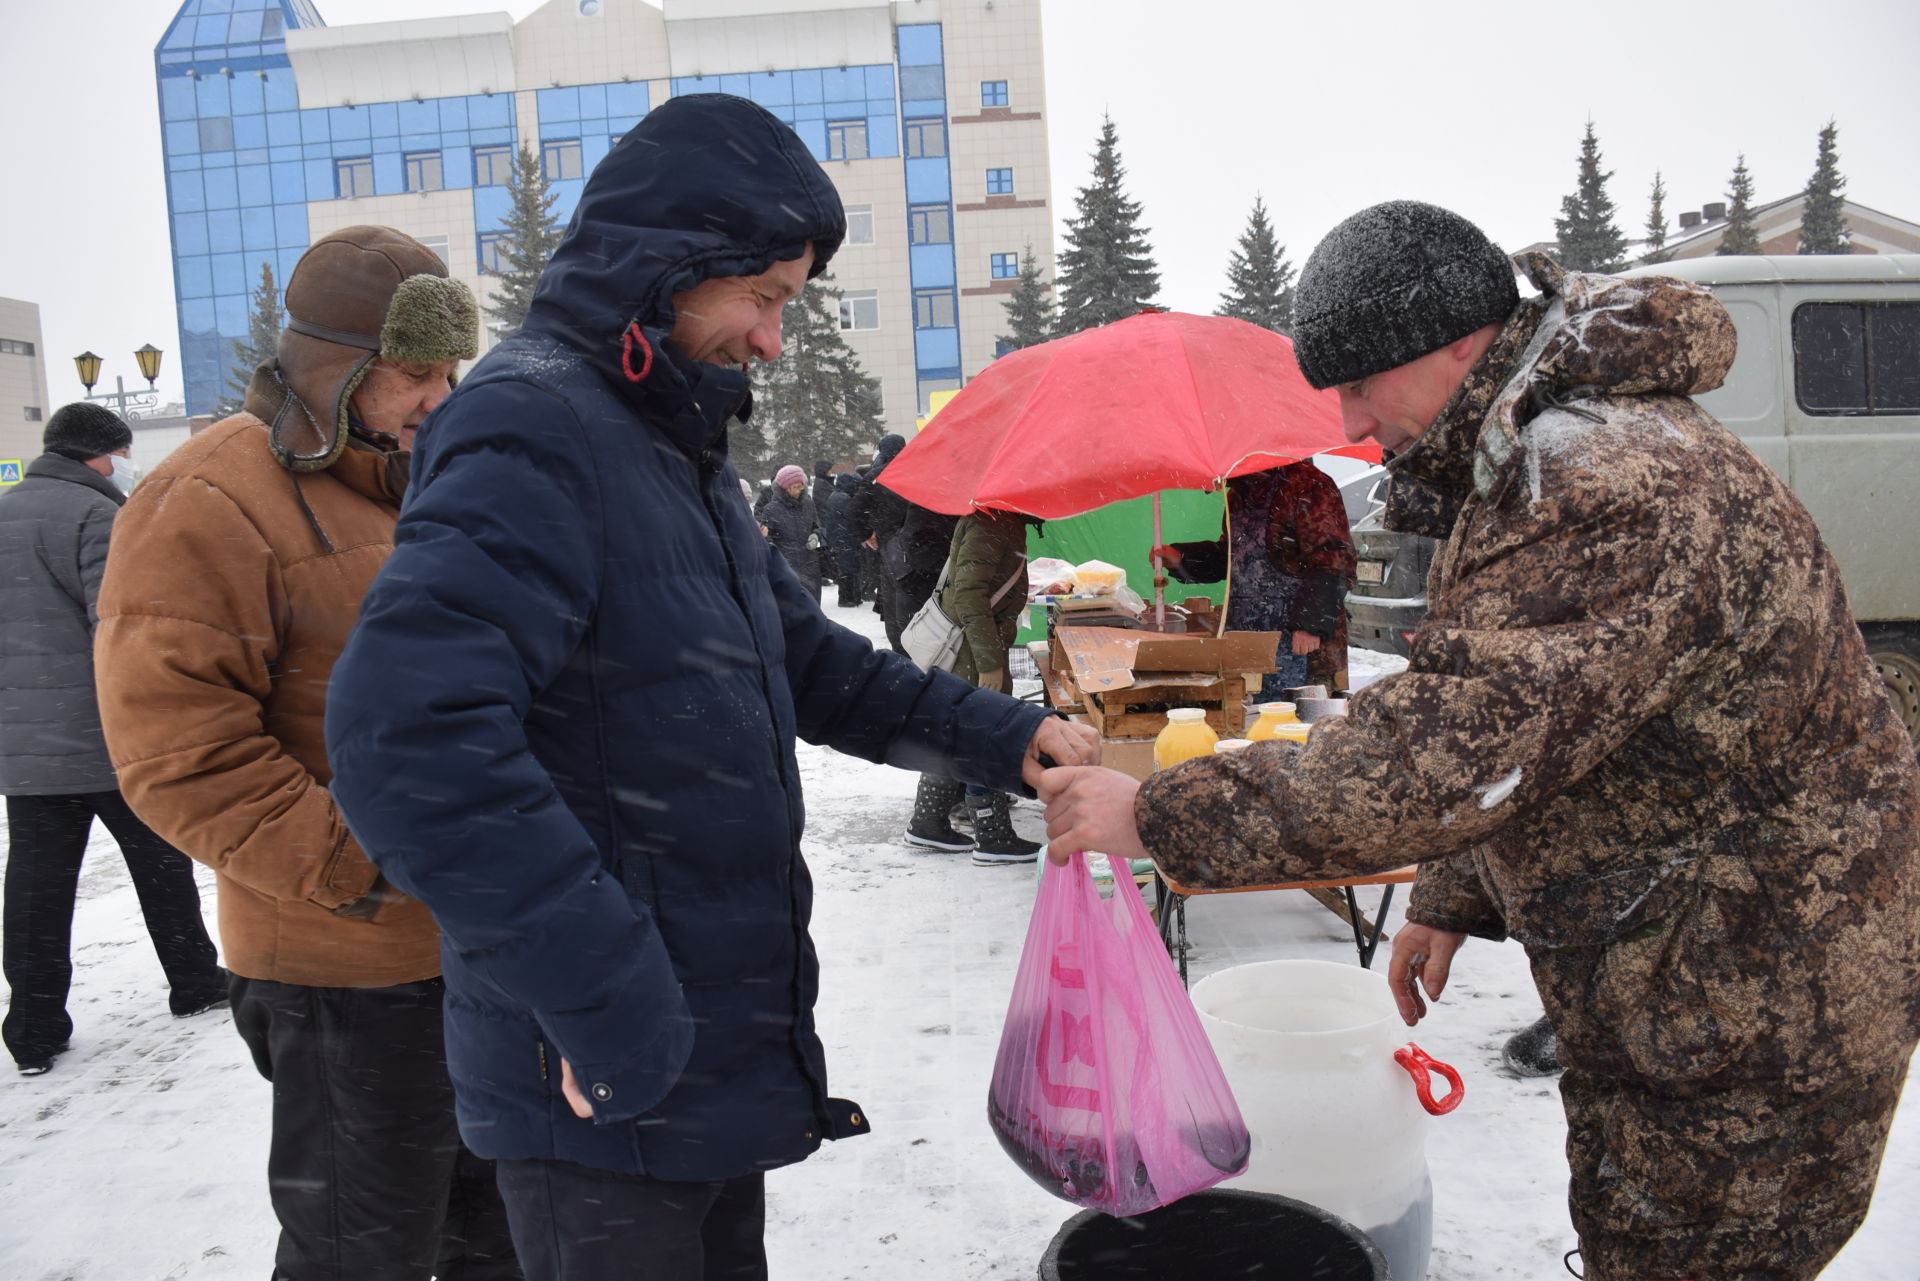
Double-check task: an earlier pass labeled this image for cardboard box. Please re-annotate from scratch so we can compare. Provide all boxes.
[1054,625,1280,741]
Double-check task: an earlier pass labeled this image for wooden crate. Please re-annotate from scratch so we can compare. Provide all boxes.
[1084,675,1248,740]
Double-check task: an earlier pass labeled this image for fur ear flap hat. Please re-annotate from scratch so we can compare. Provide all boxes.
[267,225,478,472]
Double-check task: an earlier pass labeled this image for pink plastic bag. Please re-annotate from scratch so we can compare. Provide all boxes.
[988,852,1250,1216]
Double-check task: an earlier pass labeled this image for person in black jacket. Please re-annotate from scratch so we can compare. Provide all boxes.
[847,434,908,644]
[325,93,1099,1281]
[761,463,822,599]
[822,471,864,607]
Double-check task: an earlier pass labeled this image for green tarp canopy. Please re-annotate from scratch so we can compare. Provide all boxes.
[1016,489,1229,645]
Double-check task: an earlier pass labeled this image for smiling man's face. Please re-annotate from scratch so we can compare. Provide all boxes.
[665,246,815,368]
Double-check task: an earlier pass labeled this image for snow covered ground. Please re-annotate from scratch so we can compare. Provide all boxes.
[2,598,1916,1280]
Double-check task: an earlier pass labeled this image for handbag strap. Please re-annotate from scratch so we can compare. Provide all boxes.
[988,556,1027,607]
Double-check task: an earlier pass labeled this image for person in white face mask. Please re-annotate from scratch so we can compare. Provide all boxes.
[107,452,143,495]
[0,402,226,1077]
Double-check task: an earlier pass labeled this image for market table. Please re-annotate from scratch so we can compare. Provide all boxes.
[1151,863,1418,985]
[1028,640,1416,982]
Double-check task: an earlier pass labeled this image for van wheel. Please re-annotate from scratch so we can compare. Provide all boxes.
[1862,624,1920,747]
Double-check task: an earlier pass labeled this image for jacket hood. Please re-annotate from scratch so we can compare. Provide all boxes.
[834,471,861,494]
[525,93,846,425]
[1385,251,1737,538]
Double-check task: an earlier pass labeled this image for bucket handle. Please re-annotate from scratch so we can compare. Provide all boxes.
[1394,1043,1465,1116]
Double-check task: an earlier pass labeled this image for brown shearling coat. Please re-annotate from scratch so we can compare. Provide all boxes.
[94,374,438,987]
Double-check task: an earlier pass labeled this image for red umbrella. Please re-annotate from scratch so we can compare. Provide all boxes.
[879,309,1378,520]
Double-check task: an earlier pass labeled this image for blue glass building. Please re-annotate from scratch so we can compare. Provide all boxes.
[153,0,1054,425]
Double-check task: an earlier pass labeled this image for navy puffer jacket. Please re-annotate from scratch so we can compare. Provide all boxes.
[326,94,1046,1179]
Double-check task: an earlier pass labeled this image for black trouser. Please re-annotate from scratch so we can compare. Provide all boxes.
[230,975,521,1281]
[495,1158,766,1281]
[832,549,862,606]
[3,790,222,1064]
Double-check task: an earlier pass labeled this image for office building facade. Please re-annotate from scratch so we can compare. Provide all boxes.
[0,298,50,472]
[154,0,1054,427]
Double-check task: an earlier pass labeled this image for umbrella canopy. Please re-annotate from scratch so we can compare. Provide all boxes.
[880,310,1379,519]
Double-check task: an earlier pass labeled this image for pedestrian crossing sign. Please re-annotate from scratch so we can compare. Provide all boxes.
[0,460,22,485]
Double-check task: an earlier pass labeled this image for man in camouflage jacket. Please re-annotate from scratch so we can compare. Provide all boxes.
[1040,201,1920,1280]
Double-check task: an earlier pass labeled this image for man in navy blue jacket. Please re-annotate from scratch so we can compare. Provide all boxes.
[325,94,1096,1281]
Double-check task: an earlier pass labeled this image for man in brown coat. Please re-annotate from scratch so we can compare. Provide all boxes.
[94,227,518,1280]
[1041,201,1920,1280]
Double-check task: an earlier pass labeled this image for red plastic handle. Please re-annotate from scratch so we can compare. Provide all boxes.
[1394,1043,1465,1116]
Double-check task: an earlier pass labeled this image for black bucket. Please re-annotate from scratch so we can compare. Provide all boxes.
[1039,1189,1390,1280]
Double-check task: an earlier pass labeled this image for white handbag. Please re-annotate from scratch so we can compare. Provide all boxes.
[901,556,1027,673]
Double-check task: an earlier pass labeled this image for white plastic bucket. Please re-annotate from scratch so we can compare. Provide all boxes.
[1190,960,1463,1281]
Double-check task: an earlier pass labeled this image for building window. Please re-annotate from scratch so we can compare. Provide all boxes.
[474,144,513,187]
[418,235,450,267]
[1794,302,1920,415]
[0,338,35,356]
[478,232,508,273]
[543,139,583,181]
[981,80,1009,107]
[904,119,946,159]
[994,339,1016,359]
[197,116,234,152]
[24,406,43,422]
[986,168,1014,196]
[899,66,944,102]
[909,205,952,246]
[990,252,1019,279]
[914,288,956,329]
[845,205,874,246]
[335,157,374,199]
[840,291,880,331]
[404,151,443,192]
[826,120,868,162]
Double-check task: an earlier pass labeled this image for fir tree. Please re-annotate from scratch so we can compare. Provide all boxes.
[997,245,1056,353]
[1642,171,1670,264]
[218,261,283,417]
[1798,120,1852,254]
[745,273,887,476]
[1552,121,1627,272]
[482,144,565,333]
[1214,195,1296,334]
[1717,155,1763,255]
[1054,115,1160,334]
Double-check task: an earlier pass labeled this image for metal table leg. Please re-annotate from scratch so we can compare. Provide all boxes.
[1344,883,1397,969]
[1153,870,1190,987]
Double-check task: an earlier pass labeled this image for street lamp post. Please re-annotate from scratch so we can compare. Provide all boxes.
[73,345,166,422]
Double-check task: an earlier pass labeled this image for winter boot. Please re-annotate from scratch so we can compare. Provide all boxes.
[1501,1014,1561,1077]
[967,792,1042,865]
[905,776,973,851]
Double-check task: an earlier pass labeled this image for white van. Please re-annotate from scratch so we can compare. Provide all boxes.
[1349,253,1920,740]
[1618,254,1920,738]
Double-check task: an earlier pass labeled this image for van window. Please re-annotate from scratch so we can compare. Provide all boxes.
[1792,302,1920,415]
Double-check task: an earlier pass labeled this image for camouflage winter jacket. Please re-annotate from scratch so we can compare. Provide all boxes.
[1137,254,1920,1092]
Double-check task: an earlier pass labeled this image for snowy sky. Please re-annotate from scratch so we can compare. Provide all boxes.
[3,0,1916,411]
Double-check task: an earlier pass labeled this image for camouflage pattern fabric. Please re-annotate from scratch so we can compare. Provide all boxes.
[1135,254,1920,1275]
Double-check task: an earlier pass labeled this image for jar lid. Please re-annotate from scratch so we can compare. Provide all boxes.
[1256,702,1296,715]
[1214,739,1254,754]
[1167,707,1207,722]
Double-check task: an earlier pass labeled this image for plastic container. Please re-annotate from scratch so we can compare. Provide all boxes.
[1153,708,1218,770]
[1038,1188,1387,1280]
[1189,960,1465,1281]
[1245,703,1299,741]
